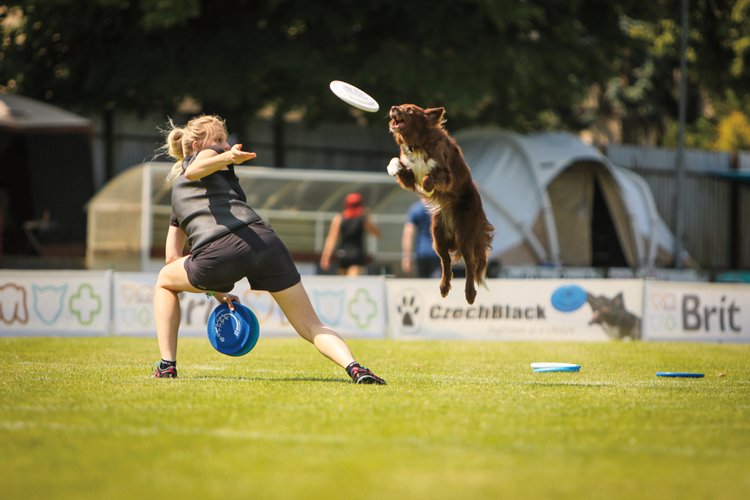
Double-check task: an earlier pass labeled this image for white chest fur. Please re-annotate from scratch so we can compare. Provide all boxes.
[401,148,437,184]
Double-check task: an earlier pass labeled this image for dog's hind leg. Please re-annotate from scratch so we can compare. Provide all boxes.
[432,215,453,298]
[458,234,479,304]
[462,252,478,305]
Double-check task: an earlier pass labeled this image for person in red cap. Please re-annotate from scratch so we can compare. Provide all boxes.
[320,192,381,276]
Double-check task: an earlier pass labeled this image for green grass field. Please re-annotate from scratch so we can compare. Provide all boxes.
[1,337,749,500]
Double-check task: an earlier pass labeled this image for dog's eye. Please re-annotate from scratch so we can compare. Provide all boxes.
[407,109,413,114]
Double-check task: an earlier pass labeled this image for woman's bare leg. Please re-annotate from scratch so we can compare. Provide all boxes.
[153,257,202,361]
[346,265,363,277]
[270,282,356,368]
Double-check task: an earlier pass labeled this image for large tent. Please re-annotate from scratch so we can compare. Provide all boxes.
[0,94,94,257]
[456,128,684,269]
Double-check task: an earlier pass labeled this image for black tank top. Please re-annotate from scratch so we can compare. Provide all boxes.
[339,215,365,253]
[170,146,261,252]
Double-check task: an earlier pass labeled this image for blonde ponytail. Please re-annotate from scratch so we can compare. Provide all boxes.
[160,114,228,183]
[165,125,186,182]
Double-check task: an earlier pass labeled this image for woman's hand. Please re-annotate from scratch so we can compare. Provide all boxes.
[320,254,331,271]
[226,144,256,165]
[212,292,240,311]
[185,145,256,180]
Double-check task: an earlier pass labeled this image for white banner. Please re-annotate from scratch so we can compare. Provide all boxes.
[113,273,386,339]
[4,269,747,344]
[643,281,750,342]
[0,270,111,336]
[386,278,644,341]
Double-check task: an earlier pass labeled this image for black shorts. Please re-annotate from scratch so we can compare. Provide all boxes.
[336,248,366,269]
[184,221,301,293]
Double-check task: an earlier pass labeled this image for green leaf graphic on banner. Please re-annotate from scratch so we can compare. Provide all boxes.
[69,284,102,326]
[348,289,376,329]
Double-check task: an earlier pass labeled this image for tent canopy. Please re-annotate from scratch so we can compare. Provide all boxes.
[0,93,91,133]
[0,94,94,256]
[456,128,682,269]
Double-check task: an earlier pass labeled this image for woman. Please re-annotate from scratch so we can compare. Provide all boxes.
[153,115,385,384]
[320,192,381,276]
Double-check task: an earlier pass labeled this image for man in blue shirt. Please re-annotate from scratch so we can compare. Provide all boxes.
[401,199,441,278]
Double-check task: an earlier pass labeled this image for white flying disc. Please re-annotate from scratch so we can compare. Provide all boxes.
[531,362,580,369]
[329,80,379,113]
[531,362,581,373]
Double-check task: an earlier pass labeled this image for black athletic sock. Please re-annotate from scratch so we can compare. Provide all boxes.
[345,361,362,378]
[159,359,176,370]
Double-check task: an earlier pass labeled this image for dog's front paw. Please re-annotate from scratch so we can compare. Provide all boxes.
[421,176,436,197]
[387,158,402,177]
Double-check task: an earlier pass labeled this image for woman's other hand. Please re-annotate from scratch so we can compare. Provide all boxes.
[212,292,240,311]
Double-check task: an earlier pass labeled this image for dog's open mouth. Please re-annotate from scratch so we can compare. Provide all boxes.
[389,110,406,130]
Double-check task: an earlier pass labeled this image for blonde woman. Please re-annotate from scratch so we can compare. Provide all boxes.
[153,115,385,384]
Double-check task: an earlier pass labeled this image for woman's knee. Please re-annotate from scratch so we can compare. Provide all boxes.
[156,259,191,291]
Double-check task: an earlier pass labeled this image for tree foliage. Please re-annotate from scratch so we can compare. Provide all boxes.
[1,0,747,141]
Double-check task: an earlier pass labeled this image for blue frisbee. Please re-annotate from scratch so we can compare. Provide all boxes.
[207,302,260,357]
[550,284,587,312]
[656,372,704,378]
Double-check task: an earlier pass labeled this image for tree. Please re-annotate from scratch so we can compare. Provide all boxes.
[5,0,744,151]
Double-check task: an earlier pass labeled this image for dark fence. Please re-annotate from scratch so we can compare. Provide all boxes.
[606,145,749,271]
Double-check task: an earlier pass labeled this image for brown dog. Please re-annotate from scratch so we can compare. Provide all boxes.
[387,104,494,304]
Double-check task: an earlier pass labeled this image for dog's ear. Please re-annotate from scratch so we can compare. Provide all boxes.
[425,107,446,127]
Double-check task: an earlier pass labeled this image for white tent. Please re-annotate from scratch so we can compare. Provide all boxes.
[456,128,683,269]
[0,94,94,257]
[0,93,91,132]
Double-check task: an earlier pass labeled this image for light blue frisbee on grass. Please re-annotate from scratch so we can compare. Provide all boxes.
[531,362,582,373]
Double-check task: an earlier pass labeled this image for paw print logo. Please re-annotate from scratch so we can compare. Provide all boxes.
[395,289,423,334]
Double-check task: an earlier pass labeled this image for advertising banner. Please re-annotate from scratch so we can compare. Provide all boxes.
[386,278,644,341]
[113,273,386,339]
[643,281,750,343]
[0,270,111,336]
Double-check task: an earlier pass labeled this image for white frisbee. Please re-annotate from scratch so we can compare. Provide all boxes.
[329,80,379,113]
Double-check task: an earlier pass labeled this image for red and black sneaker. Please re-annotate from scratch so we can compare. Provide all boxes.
[349,364,386,385]
[153,363,177,378]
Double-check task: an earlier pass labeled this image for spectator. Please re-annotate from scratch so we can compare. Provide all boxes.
[402,199,440,277]
[320,192,381,276]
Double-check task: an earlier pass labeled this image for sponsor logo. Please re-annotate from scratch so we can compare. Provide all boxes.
[0,283,28,325]
[649,291,743,335]
[394,287,551,336]
[314,289,345,326]
[394,288,424,334]
[68,284,102,325]
[33,284,68,325]
[682,294,741,333]
[347,289,377,329]
[429,304,546,320]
